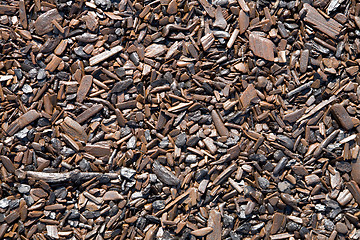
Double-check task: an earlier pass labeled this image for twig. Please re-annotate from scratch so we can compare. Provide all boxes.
[25,170,119,183]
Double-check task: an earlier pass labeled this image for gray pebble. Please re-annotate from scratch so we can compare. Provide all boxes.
[258,177,270,189]
[18,184,31,194]
[185,154,197,163]
[278,181,291,192]
[121,167,136,180]
[22,84,33,94]
[175,133,187,148]
[152,200,165,211]
[0,198,10,209]
[323,219,334,231]
[37,69,47,80]
[127,136,136,149]
[14,128,29,141]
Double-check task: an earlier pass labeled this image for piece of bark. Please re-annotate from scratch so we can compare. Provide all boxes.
[103,191,124,201]
[270,213,286,234]
[60,117,88,142]
[89,45,123,66]
[115,109,127,127]
[213,6,227,29]
[19,0,27,29]
[211,110,229,137]
[201,33,215,51]
[207,210,221,240]
[76,104,103,124]
[6,110,40,135]
[203,137,217,155]
[152,161,180,186]
[346,181,360,205]
[0,224,7,239]
[110,79,133,94]
[167,0,177,15]
[191,227,213,237]
[301,3,342,39]
[227,29,239,49]
[144,44,167,58]
[76,75,93,103]
[240,84,258,109]
[331,104,354,130]
[283,108,305,123]
[237,0,249,12]
[54,40,67,55]
[239,10,249,34]
[198,0,215,18]
[35,9,63,35]
[0,5,17,15]
[0,156,15,174]
[249,33,275,61]
[299,49,309,73]
[45,56,62,72]
[46,226,59,239]
[212,163,237,185]
[84,143,111,157]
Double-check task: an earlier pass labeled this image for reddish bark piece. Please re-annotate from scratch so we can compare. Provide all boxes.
[34,9,63,35]
[76,75,93,103]
[249,33,275,61]
[6,110,40,135]
[240,84,258,109]
[301,3,342,39]
[331,104,354,130]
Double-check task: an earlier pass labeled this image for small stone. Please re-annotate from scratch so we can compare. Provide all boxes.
[94,0,112,10]
[61,146,75,157]
[286,222,300,232]
[0,199,10,209]
[249,154,267,164]
[175,133,187,147]
[120,167,136,180]
[323,219,334,231]
[127,136,136,149]
[79,159,90,171]
[14,128,29,141]
[278,181,291,192]
[22,84,33,94]
[299,227,310,238]
[38,118,51,127]
[336,222,348,234]
[258,177,269,189]
[152,161,180,186]
[185,154,197,163]
[277,135,294,150]
[18,184,31,194]
[37,69,47,80]
[223,214,234,228]
[195,169,208,181]
[315,204,326,211]
[152,200,165,211]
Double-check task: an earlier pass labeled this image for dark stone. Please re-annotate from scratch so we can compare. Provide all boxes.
[38,118,51,127]
[299,227,310,238]
[175,133,187,147]
[195,169,208,181]
[249,154,267,164]
[236,222,251,234]
[152,200,165,211]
